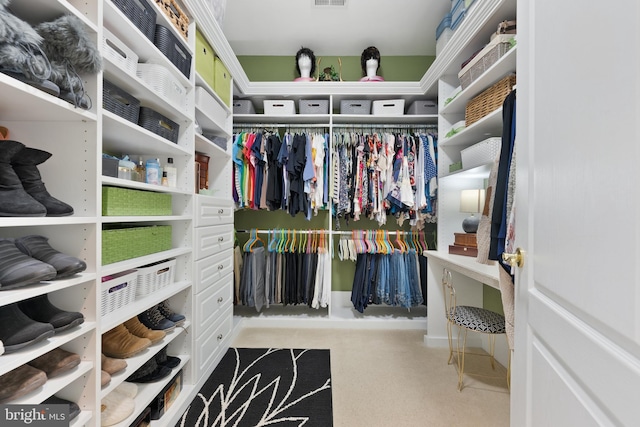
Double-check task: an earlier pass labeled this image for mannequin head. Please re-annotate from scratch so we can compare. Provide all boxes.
[295,47,316,78]
[361,46,381,77]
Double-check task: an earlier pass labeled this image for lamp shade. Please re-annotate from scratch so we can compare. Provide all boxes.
[460,189,486,214]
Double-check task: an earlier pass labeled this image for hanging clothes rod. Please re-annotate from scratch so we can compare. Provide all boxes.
[236,229,410,236]
[233,124,329,129]
[332,124,438,130]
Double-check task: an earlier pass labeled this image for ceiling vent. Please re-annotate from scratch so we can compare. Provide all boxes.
[314,0,346,6]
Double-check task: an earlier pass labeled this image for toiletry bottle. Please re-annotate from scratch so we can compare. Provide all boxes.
[165,157,177,188]
[136,158,146,183]
[161,171,169,187]
[146,158,160,185]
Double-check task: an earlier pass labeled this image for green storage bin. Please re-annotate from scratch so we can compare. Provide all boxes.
[195,27,215,90]
[102,187,172,216]
[102,225,172,265]
[214,56,231,107]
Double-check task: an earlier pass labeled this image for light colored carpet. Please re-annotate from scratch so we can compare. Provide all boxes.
[232,327,510,427]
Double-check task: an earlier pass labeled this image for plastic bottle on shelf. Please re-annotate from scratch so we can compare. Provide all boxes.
[146,158,161,185]
[165,157,177,188]
[161,171,169,187]
[136,158,146,183]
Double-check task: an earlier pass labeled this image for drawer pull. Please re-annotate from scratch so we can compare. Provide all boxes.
[217,297,224,303]
[217,334,223,341]
[218,209,224,214]
[218,236,224,242]
[218,264,224,270]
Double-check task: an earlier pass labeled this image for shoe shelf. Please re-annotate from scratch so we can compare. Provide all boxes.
[11,361,93,404]
[0,322,96,377]
[112,357,191,427]
[439,107,504,148]
[71,410,93,427]
[100,247,192,278]
[0,273,97,307]
[100,332,191,398]
[195,133,231,160]
[101,280,192,333]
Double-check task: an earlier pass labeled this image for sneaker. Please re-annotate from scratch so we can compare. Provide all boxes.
[156,301,185,327]
[138,306,175,332]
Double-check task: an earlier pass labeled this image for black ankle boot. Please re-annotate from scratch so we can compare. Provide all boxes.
[11,146,74,216]
[14,234,86,279]
[0,238,56,290]
[0,303,55,353]
[18,294,84,333]
[0,140,46,217]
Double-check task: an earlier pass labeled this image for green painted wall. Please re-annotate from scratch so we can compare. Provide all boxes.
[237,55,435,82]
[483,285,504,316]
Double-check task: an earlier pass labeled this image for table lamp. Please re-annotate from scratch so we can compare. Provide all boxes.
[460,189,486,233]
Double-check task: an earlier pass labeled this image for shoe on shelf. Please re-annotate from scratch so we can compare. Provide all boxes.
[101,389,135,427]
[101,370,111,387]
[14,234,86,279]
[114,381,138,399]
[43,395,81,421]
[0,303,54,353]
[0,140,47,217]
[28,347,81,378]
[126,356,172,384]
[101,354,127,376]
[0,238,56,290]
[0,364,47,403]
[156,300,186,327]
[155,346,181,369]
[123,316,165,344]
[138,306,176,332]
[101,324,151,359]
[18,293,84,333]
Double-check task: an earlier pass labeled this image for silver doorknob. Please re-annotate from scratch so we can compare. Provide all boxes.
[502,248,524,268]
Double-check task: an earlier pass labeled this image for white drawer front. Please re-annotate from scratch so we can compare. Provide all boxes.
[195,197,234,227]
[194,273,232,336]
[195,305,233,376]
[194,224,234,260]
[194,251,234,294]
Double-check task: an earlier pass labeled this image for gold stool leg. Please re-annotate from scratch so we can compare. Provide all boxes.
[457,327,468,391]
[488,334,497,370]
[446,321,454,365]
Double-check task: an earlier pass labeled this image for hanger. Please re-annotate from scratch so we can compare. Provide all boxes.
[242,228,255,252]
[249,229,264,252]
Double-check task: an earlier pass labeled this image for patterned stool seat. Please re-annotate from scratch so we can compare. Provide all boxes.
[451,306,506,334]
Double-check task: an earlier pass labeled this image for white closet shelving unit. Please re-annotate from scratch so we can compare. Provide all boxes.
[0,0,236,426]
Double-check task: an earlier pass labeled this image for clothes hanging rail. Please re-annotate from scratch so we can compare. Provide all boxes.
[233,124,330,129]
[332,124,438,130]
[236,229,408,236]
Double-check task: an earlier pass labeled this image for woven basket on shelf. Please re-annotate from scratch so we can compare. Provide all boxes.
[465,74,516,127]
[155,0,189,39]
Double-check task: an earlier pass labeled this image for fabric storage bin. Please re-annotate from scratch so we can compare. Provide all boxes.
[102,225,172,265]
[195,86,228,131]
[372,99,405,115]
[102,157,119,178]
[214,56,231,107]
[465,74,516,126]
[407,99,437,115]
[232,99,255,114]
[135,258,176,297]
[102,186,172,216]
[137,63,188,111]
[154,0,189,39]
[103,79,140,124]
[154,24,192,78]
[101,269,138,316]
[461,137,501,169]
[102,28,138,76]
[195,27,215,89]
[340,100,371,115]
[112,0,156,42]
[299,99,329,114]
[458,34,514,89]
[264,100,296,115]
[436,13,453,55]
[138,106,180,143]
[451,0,466,30]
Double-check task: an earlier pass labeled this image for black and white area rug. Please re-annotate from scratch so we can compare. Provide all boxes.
[176,348,333,427]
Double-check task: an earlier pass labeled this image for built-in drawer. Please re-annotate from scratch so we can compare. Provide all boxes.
[194,224,234,260]
[195,305,232,377]
[194,273,232,337]
[195,196,233,227]
[194,250,233,294]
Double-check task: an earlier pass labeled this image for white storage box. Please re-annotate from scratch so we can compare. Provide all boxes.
[264,100,296,115]
[372,99,405,116]
[407,99,437,115]
[232,99,255,114]
[299,99,329,114]
[103,28,138,77]
[195,86,228,131]
[135,258,176,297]
[137,63,188,111]
[461,137,501,169]
[101,269,138,317]
[340,100,371,115]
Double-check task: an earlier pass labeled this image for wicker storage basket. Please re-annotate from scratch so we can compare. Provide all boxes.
[465,74,516,127]
[154,0,189,39]
[138,107,180,143]
[102,186,172,216]
[103,79,140,124]
[154,24,192,78]
[135,258,176,297]
[136,63,188,111]
[461,137,501,169]
[101,270,138,316]
[112,0,156,42]
[102,225,172,265]
[458,35,513,89]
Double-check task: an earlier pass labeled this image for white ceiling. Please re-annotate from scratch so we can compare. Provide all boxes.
[222,0,451,57]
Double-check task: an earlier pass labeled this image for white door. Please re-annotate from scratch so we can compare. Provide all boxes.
[511,1,640,425]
